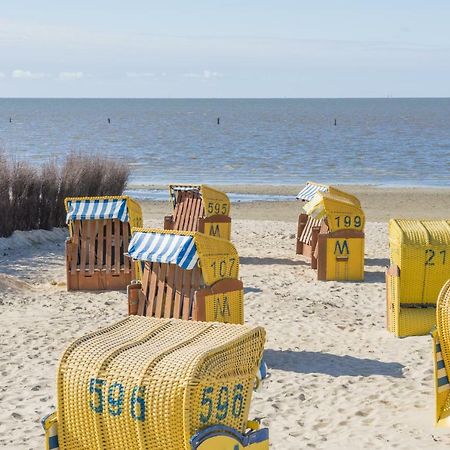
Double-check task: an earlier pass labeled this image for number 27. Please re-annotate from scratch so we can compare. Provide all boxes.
[425,249,446,266]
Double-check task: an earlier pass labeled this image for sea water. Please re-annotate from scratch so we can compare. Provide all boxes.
[0,98,449,191]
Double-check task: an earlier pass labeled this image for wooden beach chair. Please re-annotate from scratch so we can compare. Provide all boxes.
[127,229,244,324]
[296,182,365,281]
[431,280,450,427]
[164,185,231,240]
[387,219,450,337]
[65,196,143,291]
[42,316,269,450]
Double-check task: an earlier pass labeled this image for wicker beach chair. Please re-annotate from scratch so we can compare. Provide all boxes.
[65,196,142,291]
[42,316,269,450]
[164,185,231,240]
[431,280,450,427]
[296,182,365,281]
[127,229,243,324]
[387,219,450,337]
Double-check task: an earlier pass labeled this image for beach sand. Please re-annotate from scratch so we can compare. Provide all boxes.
[0,185,449,449]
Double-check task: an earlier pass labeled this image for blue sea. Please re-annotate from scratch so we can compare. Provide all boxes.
[0,99,449,196]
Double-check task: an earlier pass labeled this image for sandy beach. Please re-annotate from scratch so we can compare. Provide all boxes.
[1,185,450,450]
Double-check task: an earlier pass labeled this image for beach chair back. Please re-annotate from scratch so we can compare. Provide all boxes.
[296,182,365,281]
[65,196,142,291]
[387,219,450,336]
[164,185,231,240]
[127,229,244,324]
[433,280,450,427]
[43,316,269,450]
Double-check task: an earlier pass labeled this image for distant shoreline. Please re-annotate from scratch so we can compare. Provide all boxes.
[127,183,450,197]
[134,185,450,223]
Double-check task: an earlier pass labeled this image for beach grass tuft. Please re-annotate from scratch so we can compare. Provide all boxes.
[0,153,129,237]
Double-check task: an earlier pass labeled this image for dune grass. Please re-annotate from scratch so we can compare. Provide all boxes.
[0,153,129,237]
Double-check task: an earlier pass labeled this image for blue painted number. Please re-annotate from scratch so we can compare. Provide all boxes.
[89,378,105,413]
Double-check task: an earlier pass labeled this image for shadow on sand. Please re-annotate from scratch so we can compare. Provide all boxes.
[264,349,404,378]
[240,256,309,266]
[244,286,263,294]
[365,257,389,267]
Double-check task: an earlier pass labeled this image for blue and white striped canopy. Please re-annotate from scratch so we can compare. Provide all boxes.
[296,182,328,201]
[128,231,199,270]
[436,337,450,394]
[66,198,129,223]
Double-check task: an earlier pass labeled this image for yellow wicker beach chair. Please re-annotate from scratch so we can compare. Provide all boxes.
[387,219,450,337]
[164,185,231,240]
[296,182,365,281]
[65,196,143,291]
[127,228,243,324]
[42,316,269,450]
[432,280,450,427]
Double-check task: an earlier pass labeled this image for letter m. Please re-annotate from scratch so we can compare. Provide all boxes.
[334,240,349,256]
[209,224,220,237]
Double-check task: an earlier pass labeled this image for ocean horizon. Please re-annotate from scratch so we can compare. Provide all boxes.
[1,98,449,188]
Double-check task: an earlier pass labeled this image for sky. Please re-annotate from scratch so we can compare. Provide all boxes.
[1,1,450,98]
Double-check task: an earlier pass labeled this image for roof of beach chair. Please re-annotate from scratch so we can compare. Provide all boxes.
[296,181,329,201]
[128,228,239,285]
[389,219,450,246]
[303,191,365,232]
[168,184,231,216]
[297,181,361,206]
[65,196,142,226]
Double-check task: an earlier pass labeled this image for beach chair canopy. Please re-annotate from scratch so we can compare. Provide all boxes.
[303,192,365,232]
[49,315,267,450]
[297,181,361,206]
[128,228,239,286]
[389,219,450,304]
[296,181,329,201]
[65,196,143,228]
[169,184,231,217]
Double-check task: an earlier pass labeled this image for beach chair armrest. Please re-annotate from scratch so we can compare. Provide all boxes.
[190,424,269,449]
[42,411,59,450]
[164,215,174,230]
[127,282,142,315]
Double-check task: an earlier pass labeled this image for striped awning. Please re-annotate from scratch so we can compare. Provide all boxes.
[127,231,199,270]
[436,337,450,393]
[296,182,328,201]
[171,185,201,192]
[170,185,201,207]
[66,198,129,223]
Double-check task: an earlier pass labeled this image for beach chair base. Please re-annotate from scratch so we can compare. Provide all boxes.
[42,412,268,450]
[67,270,133,291]
[66,229,134,291]
[386,267,436,337]
[315,230,365,281]
[164,215,231,240]
[127,276,244,324]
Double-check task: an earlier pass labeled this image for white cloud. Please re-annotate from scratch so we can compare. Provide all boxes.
[0,72,5,78]
[126,72,154,78]
[58,71,84,80]
[182,70,223,79]
[12,69,49,79]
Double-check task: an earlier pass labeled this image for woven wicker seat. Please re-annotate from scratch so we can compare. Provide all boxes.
[164,185,231,240]
[127,229,244,324]
[42,316,269,450]
[296,182,365,281]
[387,219,450,337]
[65,196,143,291]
